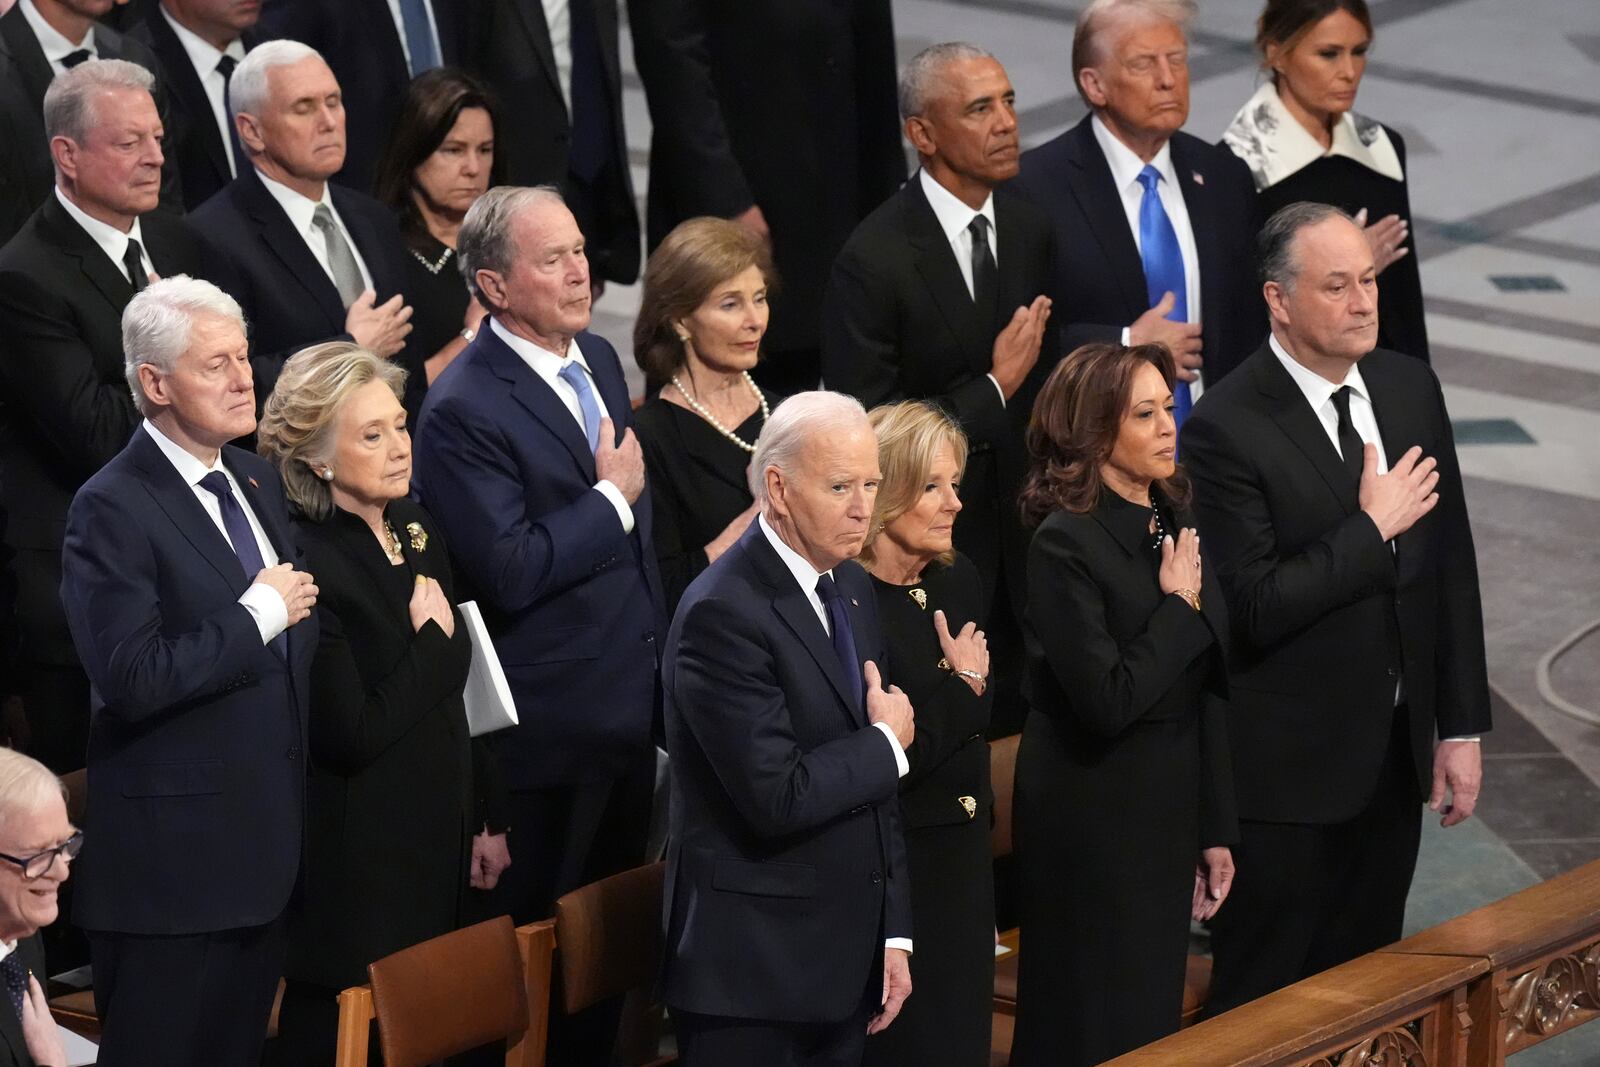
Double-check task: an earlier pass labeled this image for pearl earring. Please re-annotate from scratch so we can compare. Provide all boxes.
[319,467,334,481]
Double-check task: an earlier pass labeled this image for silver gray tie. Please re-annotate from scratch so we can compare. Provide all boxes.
[312,203,365,308]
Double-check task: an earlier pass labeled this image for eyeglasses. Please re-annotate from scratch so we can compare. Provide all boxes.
[0,830,83,880]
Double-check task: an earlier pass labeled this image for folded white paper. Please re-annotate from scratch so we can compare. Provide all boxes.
[460,601,519,737]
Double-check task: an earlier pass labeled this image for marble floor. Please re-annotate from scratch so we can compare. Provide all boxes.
[593,1,1600,1059]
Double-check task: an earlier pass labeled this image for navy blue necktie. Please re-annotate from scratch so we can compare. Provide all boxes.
[398,0,441,75]
[557,362,603,452]
[1136,165,1193,426]
[566,0,614,184]
[199,472,287,659]
[0,953,24,1021]
[815,573,863,708]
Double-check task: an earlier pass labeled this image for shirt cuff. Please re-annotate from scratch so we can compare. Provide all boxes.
[985,373,1006,407]
[872,721,910,778]
[240,581,289,645]
[884,937,913,955]
[595,480,635,534]
[1443,736,1481,743]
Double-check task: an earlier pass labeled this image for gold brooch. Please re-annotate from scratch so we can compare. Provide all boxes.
[406,522,428,553]
[908,588,927,610]
[958,796,977,819]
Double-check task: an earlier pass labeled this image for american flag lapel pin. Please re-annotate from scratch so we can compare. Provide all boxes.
[248,476,259,489]
[1192,171,1205,186]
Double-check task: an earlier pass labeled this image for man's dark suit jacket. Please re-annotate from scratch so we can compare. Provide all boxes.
[189,168,415,394]
[0,6,180,244]
[126,11,260,211]
[412,325,666,790]
[257,0,468,193]
[60,430,314,933]
[1180,343,1492,825]
[0,195,204,672]
[0,935,44,1067]
[469,0,640,284]
[1008,117,1265,384]
[629,0,904,357]
[822,176,1057,619]
[661,523,910,1022]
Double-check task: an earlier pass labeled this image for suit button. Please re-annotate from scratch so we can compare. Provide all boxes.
[643,631,655,644]
[871,871,883,885]
[286,746,301,760]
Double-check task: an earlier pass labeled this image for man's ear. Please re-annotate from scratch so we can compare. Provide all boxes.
[904,115,936,159]
[475,269,508,313]
[1078,66,1109,110]
[136,363,169,412]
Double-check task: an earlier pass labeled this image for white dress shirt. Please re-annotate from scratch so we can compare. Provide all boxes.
[756,513,913,954]
[160,5,247,176]
[488,317,634,533]
[542,0,574,115]
[255,170,375,295]
[18,0,94,73]
[383,0,444,77]
[1094,116,1205,400]
[54,187,155,283]
[917,168,1008,407]
[141,420,289,646]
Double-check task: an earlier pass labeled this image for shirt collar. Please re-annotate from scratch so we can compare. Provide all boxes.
[254,168,334,237]
[160,5,246,78]
[757,512,833,598]
[1222,81,1403,191]
[0,940,14,965]
[918,167,996,248]
[54,186,146,272]
[18,0,93,63]
[141,418,231,487]
[1269,332,1371,413]
[1091,113,1176,192]
[488,317,591,381]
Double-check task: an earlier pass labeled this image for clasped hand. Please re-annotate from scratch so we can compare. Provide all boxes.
[864,660,914,750]
[254,563,318,626]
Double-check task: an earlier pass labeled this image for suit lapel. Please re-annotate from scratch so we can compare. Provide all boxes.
[1171,136,1221,340]
[1357,355,1416,568]
[331,186,396,297]
[577,333,631,441]
[509,0,564,103]
[903,178,989,372]
[1253,346,1358,514]
[481,329,598,480]
[148,14,231,186]
[240,172,347,329]
[130,430,253,593]
[0,9,54,116]
[1063,118,1150,317]
[40,194,136,316]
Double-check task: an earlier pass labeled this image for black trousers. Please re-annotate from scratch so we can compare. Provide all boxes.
[1204,712,1422,1017]
[676,1005,872,1067]
[89,919,285,1067]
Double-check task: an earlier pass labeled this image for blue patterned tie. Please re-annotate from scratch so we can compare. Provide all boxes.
[199,472,287,659]
[815,574,863,709]
[0,953,25,1020]
[1136,165,1192,426]
[557,362,602,452]
[398,0,441,75]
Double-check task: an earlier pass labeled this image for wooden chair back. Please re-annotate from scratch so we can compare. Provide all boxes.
[552,861,665,1016]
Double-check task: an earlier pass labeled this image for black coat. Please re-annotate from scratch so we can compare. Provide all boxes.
[0,196,204,668]
[0,6,180,243]
[1012,491,1235,1067]
[1008,117,1266,383]
[467,0,640,284]
[256,0,470,194]
[288,497,504,990]
[822,176,1058,622]
[628,0,904,356]
[189,168,417,395]
[1180,343,1491,824]
[0,935,44,1067]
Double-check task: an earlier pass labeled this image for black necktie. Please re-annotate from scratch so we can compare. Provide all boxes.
[815,573,863,709]
[566,0,614,184]
[968,215,997,315]
[1331,386,1365,486]
[0,953,26,1020]
[60,49,91,69]
[216,53,244,174]
[199,472,288,659]
[123,238,148,293]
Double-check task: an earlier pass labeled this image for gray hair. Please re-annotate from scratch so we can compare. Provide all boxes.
[898,42,995,121]
[1258,201,1358,292]
[43,58,155,144]
[123,275,248,418]
[749,391,871,505]
[0,748,66,835]
[1073,0,1196,103]
[229,39,323,124]
[457,185,568,306]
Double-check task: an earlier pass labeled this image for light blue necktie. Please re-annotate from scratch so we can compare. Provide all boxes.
[558,361,602,453]
[1136,165,1192,426]
[398,0,441,75]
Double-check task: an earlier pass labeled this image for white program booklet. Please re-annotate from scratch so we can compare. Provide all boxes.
[459,601,519,737]
[61,1025,97,1065]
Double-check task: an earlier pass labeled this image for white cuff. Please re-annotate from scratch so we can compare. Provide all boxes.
[873,721,910,778]
[595,480,636,534]
[986,373,1006,407]
[1442,736,1481,743]
[240,581,289,645]
[884,937,913,955]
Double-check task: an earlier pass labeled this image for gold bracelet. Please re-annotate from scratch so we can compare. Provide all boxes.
[1173,588,1202,612]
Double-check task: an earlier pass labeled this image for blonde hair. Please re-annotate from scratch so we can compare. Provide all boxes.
[0,749,65,834]
[257,343,407,520]
[858,401,969,571]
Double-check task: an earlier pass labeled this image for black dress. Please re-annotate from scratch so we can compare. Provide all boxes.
[273,497,506,1065]
[862,554,995,1067]
[633,393,781,614]
[1011,491,1237,1067]
[399,235,471,422]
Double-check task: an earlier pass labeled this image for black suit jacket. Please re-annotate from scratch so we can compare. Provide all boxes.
[628,0,904,352]
[189,169,415,394]
[0,195,204,667]
[466,0,640,283]
[61,431,315,933]
[0,6,180,241]
[822,175,1058,618]
[1180,344,1491,824]
[0,935,44,1067]
[257,0,468,193]
[1008,117,1265,384]
[126,11,259,211]
[661,523,910,1022]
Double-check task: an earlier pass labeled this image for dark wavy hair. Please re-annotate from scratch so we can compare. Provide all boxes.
[1256,0,1373,72]
[372,67,504,246]
[1018,343,1191,527]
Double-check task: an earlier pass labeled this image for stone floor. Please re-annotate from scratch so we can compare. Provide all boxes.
[595,1,1600,1059]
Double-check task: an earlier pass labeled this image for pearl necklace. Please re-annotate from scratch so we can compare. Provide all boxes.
[669,370,769,453]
